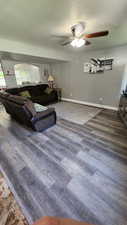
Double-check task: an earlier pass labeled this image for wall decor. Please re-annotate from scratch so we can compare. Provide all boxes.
[84,57,114,74]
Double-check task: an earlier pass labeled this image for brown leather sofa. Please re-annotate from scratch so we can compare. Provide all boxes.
[6,84,58,105]
[0,92,56,132]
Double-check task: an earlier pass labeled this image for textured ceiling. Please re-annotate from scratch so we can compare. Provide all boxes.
[0,0,127,51]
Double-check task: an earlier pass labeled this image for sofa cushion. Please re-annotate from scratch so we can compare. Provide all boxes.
[28,86,42,97]
[7,95,28,105]
[31,93,48,101]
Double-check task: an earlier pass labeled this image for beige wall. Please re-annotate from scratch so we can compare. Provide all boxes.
[52,46,127,108]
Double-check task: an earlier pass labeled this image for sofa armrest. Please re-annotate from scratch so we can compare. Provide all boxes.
[31,108,56,122]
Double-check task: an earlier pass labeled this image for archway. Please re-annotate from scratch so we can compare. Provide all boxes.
[15,63,40,85]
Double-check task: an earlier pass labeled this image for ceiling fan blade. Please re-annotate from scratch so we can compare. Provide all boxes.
[52,35,71,39]
[85,40,91,46]
[61,40,72,46]
[84,30,109,38]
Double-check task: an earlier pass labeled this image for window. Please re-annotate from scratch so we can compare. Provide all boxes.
[0,64,6,87]
[15,64,40,85]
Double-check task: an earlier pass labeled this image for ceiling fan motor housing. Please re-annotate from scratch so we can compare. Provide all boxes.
[71,22,85,37]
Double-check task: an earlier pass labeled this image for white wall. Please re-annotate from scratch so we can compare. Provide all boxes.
[52,45,127,108]
[121,65,127,92]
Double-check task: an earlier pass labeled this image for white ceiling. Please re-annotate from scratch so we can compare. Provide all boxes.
[0,0,127,51]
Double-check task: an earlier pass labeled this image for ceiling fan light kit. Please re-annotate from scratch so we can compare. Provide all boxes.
[70,38,86,48]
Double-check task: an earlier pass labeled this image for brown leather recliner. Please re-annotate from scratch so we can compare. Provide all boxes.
[0,92,56,132]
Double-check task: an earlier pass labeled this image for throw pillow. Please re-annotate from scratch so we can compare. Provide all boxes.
[34,103,48,112]
[44,87,53,95]
[20,90,31,98]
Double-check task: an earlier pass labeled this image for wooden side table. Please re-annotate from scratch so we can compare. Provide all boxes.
[54,88,62,101]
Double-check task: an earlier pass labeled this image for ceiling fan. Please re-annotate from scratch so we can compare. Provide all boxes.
[60,22,109,48]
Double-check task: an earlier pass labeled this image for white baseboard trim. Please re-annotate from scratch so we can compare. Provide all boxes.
[62,98,118,111]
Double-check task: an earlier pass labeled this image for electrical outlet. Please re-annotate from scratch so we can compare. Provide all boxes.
[70,93,72,97]
[99,97,103,104]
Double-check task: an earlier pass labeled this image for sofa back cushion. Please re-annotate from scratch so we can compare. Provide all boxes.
[7,95,27,104]
[6,88,20,95]
[28,84,48,97]
[28,86,42,97]
[7,84,48,97]
[44,87,53,95]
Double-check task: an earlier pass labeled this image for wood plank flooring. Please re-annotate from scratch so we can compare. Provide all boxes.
[0,108,127,225]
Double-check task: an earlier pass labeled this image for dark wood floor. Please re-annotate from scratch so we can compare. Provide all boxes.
[0,108,127,225]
